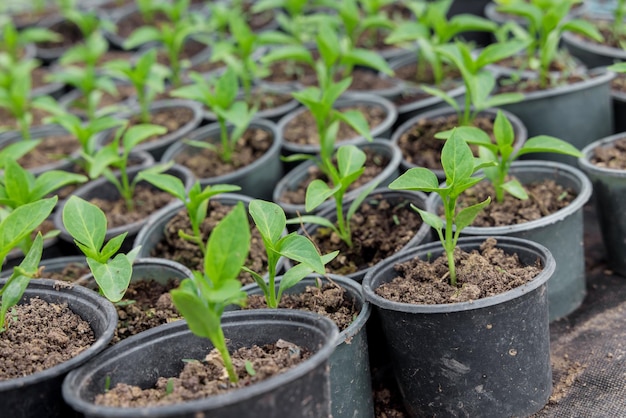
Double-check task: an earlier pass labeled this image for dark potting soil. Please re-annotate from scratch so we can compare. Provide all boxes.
[15,133,79,169]
[155,39,207,67]
[89,184,173,228]
[396,114,498,171]
[125,106,195,141]
[95,339,310,407]
[246,282,358,332]
[116,10,169,40]
[308,195,424,275]
[174,127,272,178]
[110,279,181,343]
[392,61,461,86]
[0,298,95,381]
[67,84,138,116]
[150,202,267,284]
[375,237,542,305]
[283,105,387,146]
[36,19,83,50]
[457,179,577,227]
[279,148,390,205]
[39,262,90,282]
[611,72,626,93]
[590,136,626,170]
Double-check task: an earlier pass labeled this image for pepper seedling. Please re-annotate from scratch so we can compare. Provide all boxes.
[85,123,167,211]
[496,0,603,89]
[62,195,140,302]
[170,68,256,164]
[245,199,337,308]
[0,18,60,62]
[288,144,380,248]
[389,128,494,286]
[434,110,583,202]
[103,49,170,124]
[138,170,241,255]
[170,201,250,383]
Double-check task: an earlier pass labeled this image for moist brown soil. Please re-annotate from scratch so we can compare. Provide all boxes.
[174,127,272,178]
[393,61,461,86]
[283,105,386,146]
[89,184,174,229]
[456,179,577,227]
[110,279,181,343]
[95,339,310,407]
[14,133,80,169]
[590,137,626,170]
[279,147,390,206]
[32,66,57,91]
[39,261,90,282]
[107,107,194,145]
[116,10,170,40]
[155,39,207,67]
[375,237,542,304]
[36,19,83,50]
[150,201,267,284]
[611,72,626,93]
[246,282,358,332]
[66,83,138,116]
[0,107,50,132]
[188,58,225,74]
[307,194,424,275]
[0,298,95,381]
[397,114,499,171]
[574,19,626,50]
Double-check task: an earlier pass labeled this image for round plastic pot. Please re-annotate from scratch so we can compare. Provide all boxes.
[53,164,194,253]
[427,160,592,321]
[161,118,283,200]
[391,106,528,180]
[62,309,339,418]
[494,67,615,166]
[1,255,86,279]
[388,54,467,127]
[292,188,433,282]
[98,100,204,159]
[273,139,402,218]
[0,278,117,418]
[277,93,398,157]
[362,236,555,418]
[579,133,626,276]
[242,275,373,418]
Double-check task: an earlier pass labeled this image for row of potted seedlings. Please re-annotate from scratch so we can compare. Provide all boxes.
[2,0,626,416]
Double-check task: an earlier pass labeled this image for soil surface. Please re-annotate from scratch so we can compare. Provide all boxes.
[375,237,542,304]
[396,114,500,171]
[283,105,387,146]
[0,298,95,381]
[279,148,390,205]
[174,127,272,178]
[246,282,358,332]
[36,19,83,50]
[150,201,267,284]
[95,339,310,407]
[14,133,80,169]
[39,261,90,282]
[89,184,173,228]
[306,194,424,275]
[611,72,626,93]
[589,136,626,169]
[457,179,577,227]
[126,106,195,141]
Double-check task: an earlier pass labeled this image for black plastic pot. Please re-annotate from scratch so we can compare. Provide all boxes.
[0,278,117,418]
[53,164,194,253]
[579,133,626,276]
[62,310,339,418]
[161,119,283,200]
[243,275,372,418]
[362,236,555,418]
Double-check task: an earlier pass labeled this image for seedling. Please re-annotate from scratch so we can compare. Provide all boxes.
[0,159,87,253]
[329,0,396,49]
[0,18,59,62]
[421,40,527,125]
[103,49,170,124]
[496,0,603,88]
[385,0,497,85]
[612,0,626,44]
[85,123,167,211]
[170,68,256,164]
[389,128,494,286]
[170,202,251,383]
[244,199,337,308]
[138,169,241,255]
[288,145,380,248]
[62,196,140,302]
[435,110,583,202]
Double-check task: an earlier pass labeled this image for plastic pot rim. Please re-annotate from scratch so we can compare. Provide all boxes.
[579,132,626,178]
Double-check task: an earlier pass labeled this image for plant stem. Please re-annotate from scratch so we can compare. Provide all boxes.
[334,192,352,247]
[444,195,457,286]
[214,329,239,383]
[218,117,232,163]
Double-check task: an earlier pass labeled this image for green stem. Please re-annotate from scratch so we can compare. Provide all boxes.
[120,165,134,212]
[218,117,231,163]
[444,196,457,286]
[213,328,239,383]
[18,114,30,141]
[334,191,352,247]
[267,260,278,308]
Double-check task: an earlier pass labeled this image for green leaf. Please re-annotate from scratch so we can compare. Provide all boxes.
[285,215,337,230]
[122,124,167,153]
[455,197,490,231]
[260,45,314,66]
[4,160,34,207]
[389,167,441,192]
[62,196,106,255]
[138,172,187,201]
[124,26,162,49]
[276,233,325,273]
[204,202,250,284]
[493,110,515,150]
[30,171,88,201]
[475,40,530,68]
[502,179,528,200]
[347,178,380,222]
[87,253,133,302]
[335,110,372,142]
[249,200,285,245]
[562,19,603,43]
[441,129,474,186]
[342,48,394,76]
[337,145,366,178]
[436,126,496,152]
[305,180,340,212]
[414,206,444,232]
[99,232,127,261]
[516,136,583,158]
[170,282,215,339]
